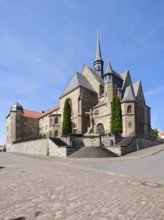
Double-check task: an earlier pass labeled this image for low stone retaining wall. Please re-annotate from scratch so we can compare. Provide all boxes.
[120,138,162,155]
[9,136,162,157]
[11,139,49,155]
[10,139,67,157]
[48,139,67,157]
[61,136,115,147]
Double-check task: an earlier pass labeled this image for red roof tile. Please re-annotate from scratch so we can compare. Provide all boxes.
[22,105,59,119]
[159,132,164,136]
[38,105,60,118]
[22,110,44,119]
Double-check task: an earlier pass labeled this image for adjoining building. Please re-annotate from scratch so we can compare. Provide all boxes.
[159,133,164,140]
[6,36,154,152]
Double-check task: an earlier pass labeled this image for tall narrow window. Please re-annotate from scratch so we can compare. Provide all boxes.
[55,130,58,137]
[54,117,58,124]
[127,105,132,114]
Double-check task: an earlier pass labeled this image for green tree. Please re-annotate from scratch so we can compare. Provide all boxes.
[62,99,72,136]
[110,96,116,133]
[153,128,159,139]
[110,96,122,134]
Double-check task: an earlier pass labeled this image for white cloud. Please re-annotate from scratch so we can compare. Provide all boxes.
[145,86,164,97]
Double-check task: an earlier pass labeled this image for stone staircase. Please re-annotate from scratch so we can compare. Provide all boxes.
[117,137,135,147]
[69,147,117,158]
[104,137,135,156]
[105,146,121,156]
[49,137,68,147]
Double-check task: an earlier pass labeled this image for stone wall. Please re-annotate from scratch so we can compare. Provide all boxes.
[61,135,115,148]
[120,138,162,155]
[48,139,67,157]
[11,139,49,155]
[82,65,100,94]
[83,136,100,147]
[9,136,162,157]
[10,139,67,157]
[101,136,116,147]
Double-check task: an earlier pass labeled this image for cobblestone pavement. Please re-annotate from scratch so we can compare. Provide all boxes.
[0,153,164,220]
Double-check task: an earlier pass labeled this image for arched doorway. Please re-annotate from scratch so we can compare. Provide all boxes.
[96,123,105,135]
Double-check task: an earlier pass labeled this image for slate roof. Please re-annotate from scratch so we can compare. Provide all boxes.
[95,35,103,61]
[11,101,23,112]
[93,100,105,108]
[120,70,130,89]
[104,62,122,80]
[105,60,113,74]
[133,81,141,97]
[121,85,136,102]
[120,70,129,81]
[60,72,96,98]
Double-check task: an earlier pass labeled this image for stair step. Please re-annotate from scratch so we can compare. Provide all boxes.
[69,147,117,158]
[105,147,121,156]
[49,138,67,146]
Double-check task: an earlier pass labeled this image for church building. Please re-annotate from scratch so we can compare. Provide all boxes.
[6,36,153,147]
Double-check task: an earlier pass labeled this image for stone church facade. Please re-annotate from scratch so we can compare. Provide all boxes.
[6,37,153,147]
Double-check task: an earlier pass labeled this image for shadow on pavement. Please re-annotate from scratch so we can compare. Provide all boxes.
[11,217,26,220]
[0,166,5,169]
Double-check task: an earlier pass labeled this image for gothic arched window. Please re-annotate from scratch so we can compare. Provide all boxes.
[127,105,132,114]
[96,123,105,135]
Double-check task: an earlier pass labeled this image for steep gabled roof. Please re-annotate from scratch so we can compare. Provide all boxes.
[133,81,141,97]
[133,81,145,103]
[60,72,96,99]
[121,85,136,102]
[86,65,104,84]
[120,70,132,89]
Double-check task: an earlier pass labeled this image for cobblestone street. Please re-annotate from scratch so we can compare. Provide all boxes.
[0,153,164,220]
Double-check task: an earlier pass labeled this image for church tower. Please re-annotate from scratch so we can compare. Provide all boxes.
[6,101,23,149]
[94,35,104,78]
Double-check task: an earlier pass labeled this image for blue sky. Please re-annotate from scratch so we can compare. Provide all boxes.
[0,0,164,145]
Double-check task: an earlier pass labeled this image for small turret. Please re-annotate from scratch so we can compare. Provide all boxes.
[105,59,113,74]
[11,100,23,112]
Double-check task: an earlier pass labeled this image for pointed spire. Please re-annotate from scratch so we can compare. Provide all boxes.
[106,59,113,73]
[95,34,102,61]
[94,34,104,78]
